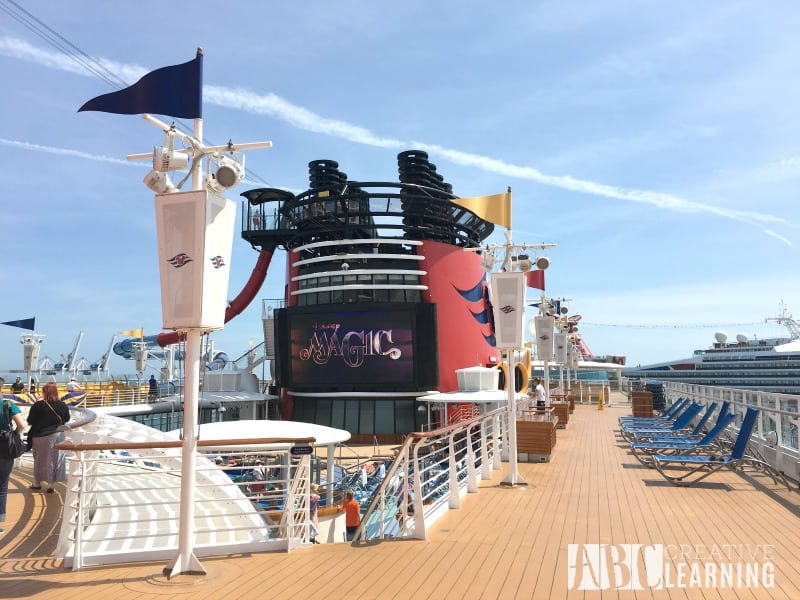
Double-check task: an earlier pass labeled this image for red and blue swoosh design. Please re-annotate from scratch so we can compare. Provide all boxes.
[167,253,193,268]
[453,278,496,347]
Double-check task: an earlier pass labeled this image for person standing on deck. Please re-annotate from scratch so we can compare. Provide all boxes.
[1,377,28,534]
[533,377,547,408]
[10,377,24,394]
[249,460,266,495]
[309,484,320,544]
[341,490,360,541]
[148,375,158,402]
[65,377,81,393]
[26,382,70,493]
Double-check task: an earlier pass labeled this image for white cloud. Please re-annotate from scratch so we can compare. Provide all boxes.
[0,137,135,165]
[1,35,795,244]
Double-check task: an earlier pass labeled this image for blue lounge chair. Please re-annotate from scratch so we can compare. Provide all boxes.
[619,400,696,436]
[621,403,703,442]
[644,401,730,443]
[651,407,759,486]
[619,398,688,425]
[629,410,735,466]
[641,402,718,443]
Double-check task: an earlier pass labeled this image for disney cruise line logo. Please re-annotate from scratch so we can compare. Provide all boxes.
[167,253,193,268]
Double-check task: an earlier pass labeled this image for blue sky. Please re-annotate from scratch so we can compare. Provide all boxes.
[1,1,799,378]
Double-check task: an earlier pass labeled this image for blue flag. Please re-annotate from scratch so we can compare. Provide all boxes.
[1,317,35,330]
[79,54,202,119]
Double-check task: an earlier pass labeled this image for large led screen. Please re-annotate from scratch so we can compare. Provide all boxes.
[274,303,438,391]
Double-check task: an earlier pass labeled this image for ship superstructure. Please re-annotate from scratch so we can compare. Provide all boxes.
[241,151,504,442]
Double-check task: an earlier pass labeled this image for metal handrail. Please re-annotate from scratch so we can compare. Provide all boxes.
[55,408,318,570]
[355,404,509,542]
[657,381,800,487]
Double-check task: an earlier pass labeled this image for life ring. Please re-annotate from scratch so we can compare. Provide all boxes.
[497,362,509,391]
[514,362,530,394]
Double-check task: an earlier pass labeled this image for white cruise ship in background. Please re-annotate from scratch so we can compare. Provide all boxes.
[622,306,800,395]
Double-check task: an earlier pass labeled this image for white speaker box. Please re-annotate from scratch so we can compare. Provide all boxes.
[568,343,580,369]
[490,272,526,349]
[135,347,148,372]
[534,315,555,361]
[555,332,568,364]
[154,190,236,330]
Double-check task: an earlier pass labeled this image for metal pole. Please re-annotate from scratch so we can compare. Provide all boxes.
[543,359,551,407]
[164,108,206,578]
[501,349,526,486]
[164,328,205,577]
[326,445,335,506]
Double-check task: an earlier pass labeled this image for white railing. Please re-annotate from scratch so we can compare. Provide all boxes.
[660,382,800,483]
[356,405,509,542]
[56,411,314,570]
[45,397,518,567]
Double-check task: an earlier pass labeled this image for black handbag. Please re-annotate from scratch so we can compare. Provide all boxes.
[0,399,25,460]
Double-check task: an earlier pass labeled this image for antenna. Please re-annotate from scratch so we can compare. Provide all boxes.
[765,301,800,339]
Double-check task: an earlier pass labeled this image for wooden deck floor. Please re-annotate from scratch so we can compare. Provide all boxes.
[2,397,800,599]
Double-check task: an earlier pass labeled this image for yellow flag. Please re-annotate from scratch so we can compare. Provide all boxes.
[119,328,144,338]
[451,191,511,229]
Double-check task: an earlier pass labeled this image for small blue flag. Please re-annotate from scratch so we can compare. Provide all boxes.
[79,54,202,119]
[1,317,35,331]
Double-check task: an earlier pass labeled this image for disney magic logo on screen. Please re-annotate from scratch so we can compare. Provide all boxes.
[298,322,403,367]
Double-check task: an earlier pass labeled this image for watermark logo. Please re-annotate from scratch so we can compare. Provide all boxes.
[567,544,775,590]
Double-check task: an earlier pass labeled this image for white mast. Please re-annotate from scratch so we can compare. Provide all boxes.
[125,50,271,578]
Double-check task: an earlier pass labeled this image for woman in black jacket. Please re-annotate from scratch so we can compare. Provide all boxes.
[26,382,70,493]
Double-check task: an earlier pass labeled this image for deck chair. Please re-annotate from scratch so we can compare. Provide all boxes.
[640,402,717,443]
[644,401,730,443]
[619,399,693,431]
[619,398,688,426]
[651,407,759,486]
[619,400,695,435]
[620,396,687,421]
[621,403,703,442]
[629,410,735,465]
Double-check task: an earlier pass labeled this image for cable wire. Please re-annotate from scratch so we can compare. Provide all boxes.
[0,0,273,186]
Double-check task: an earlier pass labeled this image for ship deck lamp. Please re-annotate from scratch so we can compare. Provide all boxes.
[144,170,177,194]
[514,254,550,272]
[480,250,497,272]
[516,254,532,272]
[153,146,189,172]
[535,256,550,270]
[206,154,245,194]
[153,129,190,172]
